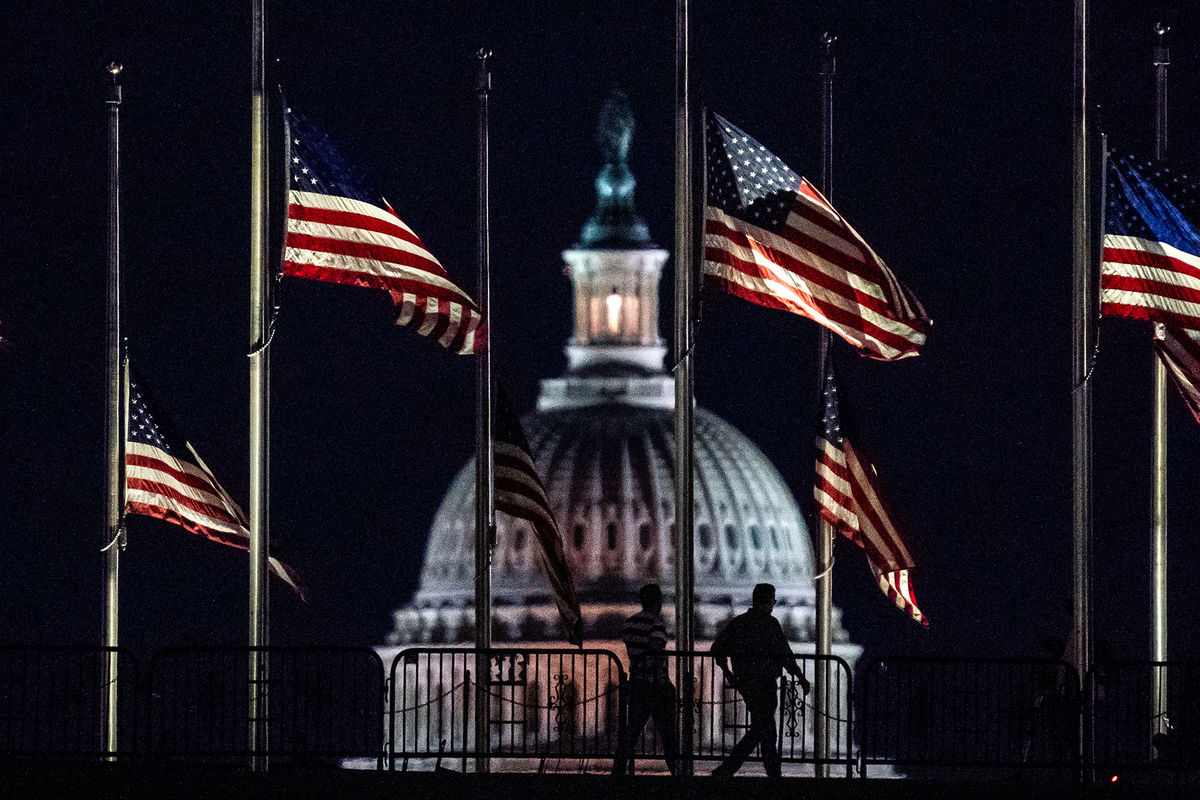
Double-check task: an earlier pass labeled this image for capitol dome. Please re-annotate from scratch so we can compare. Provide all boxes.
[403,403,818,642]
[386,90,850,649]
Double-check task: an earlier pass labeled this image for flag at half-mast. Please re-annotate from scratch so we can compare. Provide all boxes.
[703,111,928,361]
[1157,327,1200,426]
[283,110,485,354]
[1102,154,1200,425]
[124,368,306,599]
[1102,154,1200,329]
[494,382,583,646]
[813,355,926,625]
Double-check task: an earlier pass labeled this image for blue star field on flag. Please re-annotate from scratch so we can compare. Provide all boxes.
[282,108,486,354]
[702,110,928,360]
[706,113,803,232]
[1106,154,1200,255]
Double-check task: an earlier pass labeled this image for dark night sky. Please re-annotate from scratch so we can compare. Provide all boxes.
[6,2,1200,669]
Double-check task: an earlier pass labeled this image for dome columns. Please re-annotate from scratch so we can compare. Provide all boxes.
[562,247,668,374]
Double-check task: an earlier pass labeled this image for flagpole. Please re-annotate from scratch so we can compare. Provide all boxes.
[1150,20,1170,739]
[672,0,697,777]
[813,32,836,780]
[102,61,123,759]
[1070,0,1094,774]
[474,47,494,775]
[248,0,271,770]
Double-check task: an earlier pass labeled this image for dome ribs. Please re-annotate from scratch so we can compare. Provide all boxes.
[624,411,658,507]
[403,405,818,635]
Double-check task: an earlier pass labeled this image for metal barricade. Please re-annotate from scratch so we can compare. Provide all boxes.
[1091,660,1200,781]
[859,656,1080,779]
[623,651,852,776]
[146,646,385,764]
[0,645,138,760]
[388,647,625,769]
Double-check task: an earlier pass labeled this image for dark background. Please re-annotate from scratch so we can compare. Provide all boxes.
[5,1,1200,669]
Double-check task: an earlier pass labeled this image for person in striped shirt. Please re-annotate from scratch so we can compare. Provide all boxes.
[612,583,679,776]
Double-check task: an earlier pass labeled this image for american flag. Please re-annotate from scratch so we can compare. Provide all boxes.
[283,110,485,354]
[813,356,925,625]
[494,383,583,646]
[1157,327,1200,426]
[703,112,928,361]
[1103,154,1200,425]
[1102,155,1200,330]
[124,369,305,599]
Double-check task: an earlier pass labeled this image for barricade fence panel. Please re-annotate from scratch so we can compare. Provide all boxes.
[11,644,1199,782]
[388,648,625,767]
[0,646,138,759]
[1091,660,1200,775]
[387,648,852,775]
[145,646,385,763]
[860,657,1080,777]
[624,651,853,775]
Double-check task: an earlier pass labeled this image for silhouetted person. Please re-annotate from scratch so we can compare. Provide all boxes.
[710,583,810,778]
[612,583,679,775]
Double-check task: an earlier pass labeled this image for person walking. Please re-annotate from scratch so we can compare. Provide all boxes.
[710,583,810,778]
[612,583,679,776]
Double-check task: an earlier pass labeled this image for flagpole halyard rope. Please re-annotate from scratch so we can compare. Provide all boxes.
[247,276,284,357]
[810,556,835,583]
[100,532,121,553]
[1072,315,1102,392]
[100,521,126,553]
[669,339,696,373]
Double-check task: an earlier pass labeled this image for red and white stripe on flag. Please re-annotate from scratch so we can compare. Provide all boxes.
[879,569,923,626]
[492,384,584,646]
[815,434,926,626]
[124,441,306,599]
[1101,234,1200,330]
[704,178,927,361]
[285,189,486,355]
[1101,233,1200,430]
[1157,326,1200,426]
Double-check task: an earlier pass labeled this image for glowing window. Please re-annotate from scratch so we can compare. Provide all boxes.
[606,289,622,334]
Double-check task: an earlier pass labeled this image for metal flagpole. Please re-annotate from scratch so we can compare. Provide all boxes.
[102,61,124,760]
[248,0,271,771]
[1151,20,1170,739]
[673,0,697,777]
[813,32,836,780]
[473,47,495,775]
[1071,0,1094,775]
